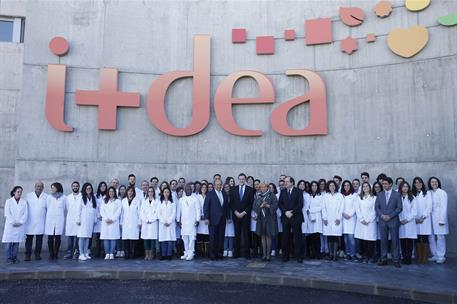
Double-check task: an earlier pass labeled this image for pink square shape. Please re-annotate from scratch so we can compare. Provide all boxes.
[305,18,332,45]
[256,36,275,55]
[232,28,246,43]
[284,29,295,41]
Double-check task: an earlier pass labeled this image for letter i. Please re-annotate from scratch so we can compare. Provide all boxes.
[45,36,73,132]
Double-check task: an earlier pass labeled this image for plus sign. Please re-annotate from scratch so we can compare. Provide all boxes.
[75,68,140,130]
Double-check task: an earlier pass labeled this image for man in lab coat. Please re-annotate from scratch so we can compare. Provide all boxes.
[24,181,48,261]
[177,183,200,260]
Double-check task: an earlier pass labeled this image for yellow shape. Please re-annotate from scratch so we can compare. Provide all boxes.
[405,0,431,12]
[387,25,429,58]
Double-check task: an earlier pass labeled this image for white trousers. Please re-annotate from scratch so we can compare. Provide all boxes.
[182,235,195,256]
[429,234,446,259]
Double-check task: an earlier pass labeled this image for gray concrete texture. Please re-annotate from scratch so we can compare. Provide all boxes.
[0,1,456,253]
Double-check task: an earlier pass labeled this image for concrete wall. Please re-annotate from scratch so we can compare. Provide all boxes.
[1,0,456,254]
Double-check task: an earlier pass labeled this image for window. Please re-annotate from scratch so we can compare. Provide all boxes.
[0,16,25,43]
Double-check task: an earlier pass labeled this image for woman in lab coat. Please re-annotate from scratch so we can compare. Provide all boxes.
[428,177,448,264]
[91,181,107,258]
[300,182,311,260]
[412,177,432,263]
[354,182,377,263]
[196,183,209,257]
[140,186,159,260]
[398,181,417,265]
[77,183,97,261]
[157,187,176,260]
[100,186,121,260]
[322,181,344,261]
[45,182,66,260]
[307,181,323,259]
[2,186,28,264]
[341,180,357,260]
[121,186,141,259]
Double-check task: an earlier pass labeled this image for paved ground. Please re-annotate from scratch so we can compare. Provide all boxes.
[0,253,455,304]
[0,279,429,304]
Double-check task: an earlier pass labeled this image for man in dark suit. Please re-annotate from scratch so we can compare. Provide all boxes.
[229,173,255,259]
[375,177,403,268]
[204,179,228,260]
[278,176,304,263]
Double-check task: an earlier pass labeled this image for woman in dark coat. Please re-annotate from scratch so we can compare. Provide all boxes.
[254,182,278,261]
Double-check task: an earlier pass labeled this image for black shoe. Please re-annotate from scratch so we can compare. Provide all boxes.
[35,255,42,261]
[297,259,303,263]
[12,258,20,264]
[377,259,387,266]
[282,258,289,262]
[24,254,31,262]
[394,261,401,268]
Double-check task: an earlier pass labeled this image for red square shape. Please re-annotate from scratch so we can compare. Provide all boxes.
[305,18,332,45]
[256,36,275,55]
[284,29,295,41]
[232,28,246,43]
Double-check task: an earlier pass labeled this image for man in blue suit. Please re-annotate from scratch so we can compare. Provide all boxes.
[375,177,403,268]
[204,179,229,260]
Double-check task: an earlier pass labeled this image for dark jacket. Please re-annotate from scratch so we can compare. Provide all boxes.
[278,187,304,224]
[375,189,403,225]
[203,190,229,226]
[229,185,255,216]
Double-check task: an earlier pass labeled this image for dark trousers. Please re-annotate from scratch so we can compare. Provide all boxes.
[123,240,137,259]
[25,234,43,256]
[308,233,321,259]
[66,236,79,253]
[379,220,400,262]
[401,238,414,264]
[208,217,226,259]
[359,239,375,260]
[47,235,61,259]
[282,218,302,261]
[233,215,250,258]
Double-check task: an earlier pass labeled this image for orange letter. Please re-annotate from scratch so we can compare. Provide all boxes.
[147,35,210,136]
[271,69,327,136]
[214,71,274,136]
[45,64,73,132]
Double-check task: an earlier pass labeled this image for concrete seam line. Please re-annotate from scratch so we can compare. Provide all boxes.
[0,270,455,303]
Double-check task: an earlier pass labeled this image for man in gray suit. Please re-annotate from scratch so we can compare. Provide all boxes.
[375,177,403,268]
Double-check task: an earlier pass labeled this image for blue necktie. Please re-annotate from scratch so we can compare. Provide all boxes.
[239,186,244,200]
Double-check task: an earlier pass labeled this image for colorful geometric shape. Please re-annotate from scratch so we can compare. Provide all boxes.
[49,36,69,56]
[366,33,376,43]
[232,28,246,43]
[339,7,365,26]
[284,29,296,41]
[387,25,429,58]
[405,0,430,12]
[437,13,457,26]
[341,37,358,54]
[256,36,275,55]
[305,18,332,45]
[375,1,393,18]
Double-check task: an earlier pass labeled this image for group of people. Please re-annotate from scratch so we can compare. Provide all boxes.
[2,172,450,268]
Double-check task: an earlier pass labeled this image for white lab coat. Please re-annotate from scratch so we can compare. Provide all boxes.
[307,194,323,234]
[157,200,177,242]
[177,195,200,237]
[76,199,97,238]
[342,193,357,234]
[140,198,159,240]
[196,194,209,235]
[399,196,417,239]
[121,197,141,240]
[44,194,66,235]
[100,198,122,240]
[415,192,433,235]
[429,189,448,235]
[25,192,47,235]
[301,192,311,234]
[2,197,28,243]
[322,193,344,236]
[354,195,377,241]
[65,193,82,236]
[93,195,104,233]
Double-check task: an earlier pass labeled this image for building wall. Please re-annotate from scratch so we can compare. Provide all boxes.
[1,0,456,254]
